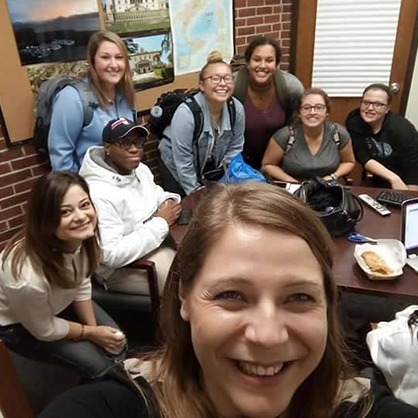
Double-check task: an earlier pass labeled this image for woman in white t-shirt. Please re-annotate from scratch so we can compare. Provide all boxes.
[0,172,126,379]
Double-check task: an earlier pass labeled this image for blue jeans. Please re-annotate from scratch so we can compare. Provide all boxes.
[0,302,127,380]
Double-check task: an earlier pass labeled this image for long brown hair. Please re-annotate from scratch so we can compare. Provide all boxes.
[86,30,135,110]
[146,182,359,418]
[1,172,102,289]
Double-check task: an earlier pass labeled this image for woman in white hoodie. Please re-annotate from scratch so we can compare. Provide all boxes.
[367,305,418,408]
[79,118,181,295]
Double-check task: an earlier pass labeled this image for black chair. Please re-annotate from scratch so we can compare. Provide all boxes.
[92,259,160,331]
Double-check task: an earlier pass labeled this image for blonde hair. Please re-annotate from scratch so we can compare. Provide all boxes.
[86,31,135,109]
[199,50,230,81]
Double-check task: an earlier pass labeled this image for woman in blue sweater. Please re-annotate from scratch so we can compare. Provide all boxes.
[48,31,136,172]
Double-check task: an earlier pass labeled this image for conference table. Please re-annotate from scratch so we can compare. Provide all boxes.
[170,185,418,301]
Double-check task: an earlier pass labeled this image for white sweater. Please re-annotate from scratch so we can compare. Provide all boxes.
[366,305,418,408]
[0,247,91,341]
[79,147,181,279]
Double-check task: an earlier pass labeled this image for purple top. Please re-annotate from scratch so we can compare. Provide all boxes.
[243,95,285,169]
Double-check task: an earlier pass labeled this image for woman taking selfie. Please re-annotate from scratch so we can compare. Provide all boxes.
[159,52,245,196]
[233,36,304,169]
[262,88,355,182]
[0,172,126,379]
[48,31,136,172]
[39,183,417,417]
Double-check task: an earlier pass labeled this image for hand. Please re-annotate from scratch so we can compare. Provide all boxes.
[155,200,182,226]
[87,326,126,354]
[389,176,408,191]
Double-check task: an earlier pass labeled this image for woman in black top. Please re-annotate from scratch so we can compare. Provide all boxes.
[346,83,418,190]
[40,183,418,418]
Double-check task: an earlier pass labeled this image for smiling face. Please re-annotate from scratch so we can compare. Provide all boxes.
[247,45,277,86]
[199,62,233,105]
[360,88,390,130]
[104,132,144,175]
[55,185,97,251]
[94,40,126,91]
[179,224,328,418]
[299,94,329,129]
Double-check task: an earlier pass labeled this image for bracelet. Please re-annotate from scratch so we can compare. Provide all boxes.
[330,173,338,181]
[75,324,85,342]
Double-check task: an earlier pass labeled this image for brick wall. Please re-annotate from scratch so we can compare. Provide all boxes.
[0,0,294,250]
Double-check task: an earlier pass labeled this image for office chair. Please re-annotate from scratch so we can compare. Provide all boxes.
[92,259,160,331]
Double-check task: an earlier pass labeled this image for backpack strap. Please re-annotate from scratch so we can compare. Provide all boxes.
[233,67,249,103]
[285,125,297,154]
[273,70,292,125]
[226,97,236,133]
[183,96,204,175]
[330,122,341,147]
[72,82,99,127]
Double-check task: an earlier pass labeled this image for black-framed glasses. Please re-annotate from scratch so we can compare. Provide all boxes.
[360,100,388,110]
[300,104,326,113]
[202,74,233,84]
[114,137,145,150]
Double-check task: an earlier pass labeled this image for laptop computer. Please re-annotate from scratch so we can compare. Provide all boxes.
[401,198,418,273]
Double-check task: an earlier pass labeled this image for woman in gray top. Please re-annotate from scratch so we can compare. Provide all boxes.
[158,52,245,196]
[262,88,355,182]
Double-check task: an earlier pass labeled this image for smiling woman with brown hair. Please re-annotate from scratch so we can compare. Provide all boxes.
[38,183,418,418]
[0,172,126,380]
[262,87,355,183]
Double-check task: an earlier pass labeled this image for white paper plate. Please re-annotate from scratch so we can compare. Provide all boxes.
[354,239,407,280]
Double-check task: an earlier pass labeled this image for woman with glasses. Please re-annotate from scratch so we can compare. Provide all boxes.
[79,118,181,295]
[158,52,245,196]
[233,36,304,170]
[346,83,418,190]
[262,88,355,182]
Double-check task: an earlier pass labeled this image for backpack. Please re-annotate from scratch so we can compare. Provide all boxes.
[33,77,98,160]
[149,89,236,143]
[285,123,341,154]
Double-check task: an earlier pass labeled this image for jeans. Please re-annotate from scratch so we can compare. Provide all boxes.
[0,302,127,380]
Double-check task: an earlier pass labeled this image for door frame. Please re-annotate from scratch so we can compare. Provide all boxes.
[290,0,418,116]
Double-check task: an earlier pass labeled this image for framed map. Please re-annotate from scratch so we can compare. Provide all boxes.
[168,0,234,75]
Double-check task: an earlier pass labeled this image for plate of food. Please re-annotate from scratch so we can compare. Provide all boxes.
[354,239,407,280]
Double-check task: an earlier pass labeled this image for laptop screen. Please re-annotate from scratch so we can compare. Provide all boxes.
[404,201,418,252]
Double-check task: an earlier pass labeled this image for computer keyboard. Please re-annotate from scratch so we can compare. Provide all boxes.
[376,190,412,208]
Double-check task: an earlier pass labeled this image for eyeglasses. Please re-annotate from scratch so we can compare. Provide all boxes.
[360,100,388,110]
[202,75,233,84]
[300,104,327,113]
[114,137,145,150]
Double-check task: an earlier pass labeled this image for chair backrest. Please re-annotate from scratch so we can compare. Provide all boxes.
[0,339,34,418]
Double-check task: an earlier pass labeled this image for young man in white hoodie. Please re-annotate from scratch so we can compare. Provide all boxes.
[80,118,181,295]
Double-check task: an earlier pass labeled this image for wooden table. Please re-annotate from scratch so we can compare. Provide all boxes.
[170,186,418,300]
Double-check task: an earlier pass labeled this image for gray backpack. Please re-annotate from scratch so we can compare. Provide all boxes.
[33,77,98,161]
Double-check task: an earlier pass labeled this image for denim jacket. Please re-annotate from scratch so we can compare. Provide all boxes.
[158,92,245,195]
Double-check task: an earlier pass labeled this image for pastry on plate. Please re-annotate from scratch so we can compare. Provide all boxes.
[361,251,393,276]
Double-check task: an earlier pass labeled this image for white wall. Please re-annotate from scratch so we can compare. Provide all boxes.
[405,44,418,128]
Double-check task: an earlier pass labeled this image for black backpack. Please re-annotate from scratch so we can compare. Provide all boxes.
[33,76,98,160]
[149,89,236,143]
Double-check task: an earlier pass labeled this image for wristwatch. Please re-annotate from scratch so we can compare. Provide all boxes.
[330,173,338,181]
